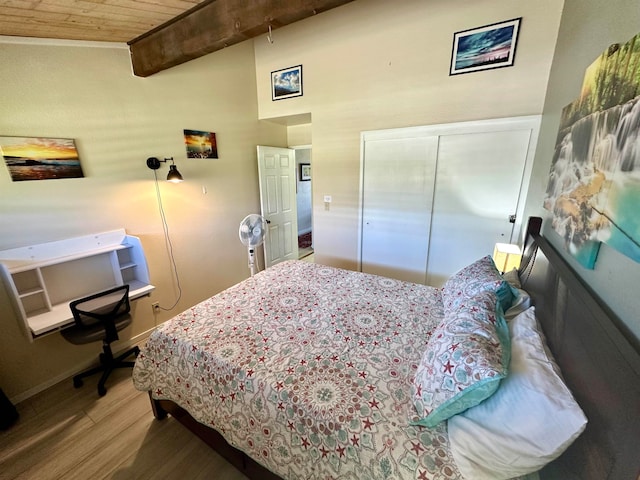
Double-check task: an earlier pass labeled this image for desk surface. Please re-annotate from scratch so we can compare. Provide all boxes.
[28,281,154,337]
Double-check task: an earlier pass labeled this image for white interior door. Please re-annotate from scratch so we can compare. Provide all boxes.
[257,146,298,268]
[425,124,537,286]
[360,134,438,283]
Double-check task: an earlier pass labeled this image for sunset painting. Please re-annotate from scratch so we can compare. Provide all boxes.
[184,129,218,159]
[450,18,521,75]
[0,136,84,181]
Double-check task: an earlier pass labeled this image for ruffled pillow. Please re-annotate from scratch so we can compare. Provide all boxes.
[441,256,516,313]
[412,291,510,427]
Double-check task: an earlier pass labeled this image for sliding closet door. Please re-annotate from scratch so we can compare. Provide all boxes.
[360,133,438,283]
[425,124,536,286]
[360,116,540,287]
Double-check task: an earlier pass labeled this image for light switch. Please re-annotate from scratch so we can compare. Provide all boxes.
[324,195,332,203]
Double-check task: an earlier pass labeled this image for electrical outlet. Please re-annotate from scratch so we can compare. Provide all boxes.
[151,302,160,312]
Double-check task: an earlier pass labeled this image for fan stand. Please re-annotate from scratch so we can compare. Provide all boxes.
[247,247,257,276]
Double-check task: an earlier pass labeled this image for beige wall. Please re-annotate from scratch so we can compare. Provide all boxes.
[254,0,564,270]
[524,0,640,339]
[0,38,286,400]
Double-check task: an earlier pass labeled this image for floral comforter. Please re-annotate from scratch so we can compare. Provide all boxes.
[133,260,463,480]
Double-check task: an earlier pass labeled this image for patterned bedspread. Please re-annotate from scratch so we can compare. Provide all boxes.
[133,260,463,480]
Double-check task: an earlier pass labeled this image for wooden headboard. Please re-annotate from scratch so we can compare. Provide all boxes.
[519,217,640,480]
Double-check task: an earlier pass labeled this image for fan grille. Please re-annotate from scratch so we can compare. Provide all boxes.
[239,214,267,247]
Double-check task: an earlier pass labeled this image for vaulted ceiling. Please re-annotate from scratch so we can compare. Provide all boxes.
[0,0,354,76]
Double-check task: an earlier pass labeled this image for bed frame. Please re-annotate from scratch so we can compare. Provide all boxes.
[149,216,640,480]
[519,217,640,480]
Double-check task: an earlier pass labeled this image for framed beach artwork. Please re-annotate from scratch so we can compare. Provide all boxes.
[0,136,84,181]
[271,65,303,101]
[450,18,522,75]
[184,129,218,159]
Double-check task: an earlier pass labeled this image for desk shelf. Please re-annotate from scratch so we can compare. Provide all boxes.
[18,287,46,299]
[0,229,155,341]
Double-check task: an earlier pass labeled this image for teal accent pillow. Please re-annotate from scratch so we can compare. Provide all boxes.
[442,255,515,312]
[412,292,510,428]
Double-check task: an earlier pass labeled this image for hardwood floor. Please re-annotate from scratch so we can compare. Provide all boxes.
[0,366,249,480]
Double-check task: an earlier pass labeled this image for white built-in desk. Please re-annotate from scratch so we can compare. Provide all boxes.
[0,229,154,341]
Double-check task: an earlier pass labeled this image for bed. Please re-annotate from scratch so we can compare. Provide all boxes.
[132,217,640,480]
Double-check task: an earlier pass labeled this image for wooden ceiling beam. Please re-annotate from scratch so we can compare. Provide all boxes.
[127,0,354,77]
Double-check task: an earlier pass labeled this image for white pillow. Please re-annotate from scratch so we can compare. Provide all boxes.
[447,307,587,480]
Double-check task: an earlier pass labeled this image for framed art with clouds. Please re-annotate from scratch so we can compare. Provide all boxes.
[271,65,303,101]
[450,18,521,75]
[0,136,84,181]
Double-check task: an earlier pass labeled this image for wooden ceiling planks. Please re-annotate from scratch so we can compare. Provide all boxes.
[0,0,354,75]
[127,0,355,77]
[0,0,201,42]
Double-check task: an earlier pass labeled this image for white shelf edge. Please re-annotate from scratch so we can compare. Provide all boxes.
[18,287,45,298]
[4,244,129,273]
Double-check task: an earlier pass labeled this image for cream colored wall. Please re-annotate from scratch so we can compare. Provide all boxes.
[254,0,564,269]
[0,38,286,400]
[523,0,640,339]
[287,124,312,147]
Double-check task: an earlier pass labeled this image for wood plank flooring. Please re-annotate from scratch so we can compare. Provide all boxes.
[0,366,248,480]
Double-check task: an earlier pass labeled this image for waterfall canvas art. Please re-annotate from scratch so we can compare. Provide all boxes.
[545,33,640,268]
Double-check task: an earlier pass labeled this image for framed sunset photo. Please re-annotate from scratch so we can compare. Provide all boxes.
[0,136,84,181]
[450,18,522,75]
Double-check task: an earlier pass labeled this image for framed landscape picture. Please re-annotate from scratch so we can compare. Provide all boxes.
[450,18,521,75]
[184,129,218,159]
[0,136,84,181]
[271,65,303,101]
[299,163,311,181]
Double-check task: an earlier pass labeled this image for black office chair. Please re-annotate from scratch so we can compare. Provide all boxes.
[62,284,140,396]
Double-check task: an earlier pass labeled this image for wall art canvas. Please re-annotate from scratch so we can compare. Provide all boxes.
[271,65,303,100]
[0,136,83,181]
[184,129,218,159]
[450,18,521,75]
[544,33,640,268]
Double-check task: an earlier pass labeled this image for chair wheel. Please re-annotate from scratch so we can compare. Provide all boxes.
[98,385,107,396]
[73,378,83,388]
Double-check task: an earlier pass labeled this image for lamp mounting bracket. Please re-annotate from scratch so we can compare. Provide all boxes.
[146,157,161,170]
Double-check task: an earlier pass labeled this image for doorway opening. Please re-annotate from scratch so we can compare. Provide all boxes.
[294,146,313,261]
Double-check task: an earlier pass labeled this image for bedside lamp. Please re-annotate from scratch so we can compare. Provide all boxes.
[493,243,522,274]
[146,157,184,182]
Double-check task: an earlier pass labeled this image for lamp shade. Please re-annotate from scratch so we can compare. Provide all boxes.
[493,243,522,273]
[166,164,183,183]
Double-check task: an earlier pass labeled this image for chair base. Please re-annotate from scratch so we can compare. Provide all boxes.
[72,344,140,396]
